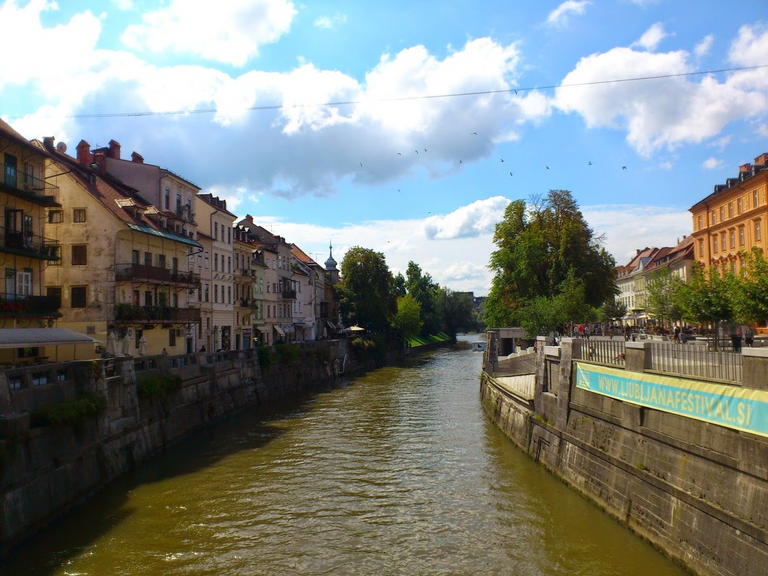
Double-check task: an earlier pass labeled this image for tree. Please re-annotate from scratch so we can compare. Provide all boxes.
[485,191,616,327]
[405,261,441,336]
[336,247,396,332]
[677,264,733,349]
[436,288,475,339]
[645,268,684,329]
[733,248,768,325]
[392,294,423,340]
[599,299,627,323]
[393,272,407,298]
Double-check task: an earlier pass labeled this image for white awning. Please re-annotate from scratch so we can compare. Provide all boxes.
[274,326,285,337]
[0,328,99,349]
[256,326,270,334]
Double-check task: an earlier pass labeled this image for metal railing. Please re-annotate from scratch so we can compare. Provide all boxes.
[0,226,60,261]
[0,294,60,317]
[576,339,626,366]
[648,342,742,383]
[114,305,201,323]
[1,171,60,206]
[281,289,297,300]
[115,263,199,285]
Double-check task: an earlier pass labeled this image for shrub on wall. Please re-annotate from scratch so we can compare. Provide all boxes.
[31,392,107,428]
[136,373,183,399]
[257,346,274,372]
[275,343,299,364]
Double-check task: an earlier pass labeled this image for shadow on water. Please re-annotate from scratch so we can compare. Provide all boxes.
[0,379,353,576]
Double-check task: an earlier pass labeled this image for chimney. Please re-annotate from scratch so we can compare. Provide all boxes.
[739,163,751,174]
[131,151,144,164]
[246,214,254,223]
[93,150,107,175]
[43,136,55,151]
[636,249,640,255]
[108,139,121,159]
[755,153,768,167]
[76,140,92,166]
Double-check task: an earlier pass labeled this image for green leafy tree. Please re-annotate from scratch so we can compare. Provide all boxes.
[733,248,768,325]
[393,272,407,298]
[514,269,592,337]
[436,288,475,339]
[405,261,441,336]
[599,299,627,323]
[485,191,616,327]
[336,247,396,332]
[645,268,684,329]
[677,265,733,349]
[392,294,423,340]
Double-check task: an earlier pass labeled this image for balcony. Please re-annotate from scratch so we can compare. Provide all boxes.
[0,226,60,261]
[1,171,60,207]
[280,289,297,300]
[114,304,201,324]
[0,294,60,318]
[115,263,200,286]
[175,204,195,223]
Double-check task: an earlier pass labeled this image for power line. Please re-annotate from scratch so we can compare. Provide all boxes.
[15,64,768,120]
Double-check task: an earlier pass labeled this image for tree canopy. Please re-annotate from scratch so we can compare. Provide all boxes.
[484,190,616,332]
[336,247,397,333]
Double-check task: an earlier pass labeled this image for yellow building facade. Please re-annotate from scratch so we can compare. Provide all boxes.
[690,153,768,274]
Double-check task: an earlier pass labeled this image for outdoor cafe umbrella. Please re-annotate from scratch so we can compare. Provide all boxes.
[106,331,117,356]
[122,333,131,355]
[138,335,147,356]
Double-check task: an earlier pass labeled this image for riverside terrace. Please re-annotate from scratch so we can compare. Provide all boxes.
[481,332,768,575]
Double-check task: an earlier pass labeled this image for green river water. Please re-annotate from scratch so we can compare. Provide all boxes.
[2,338,688,575]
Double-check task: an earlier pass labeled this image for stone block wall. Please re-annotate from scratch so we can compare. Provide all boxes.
[482,337,768,576]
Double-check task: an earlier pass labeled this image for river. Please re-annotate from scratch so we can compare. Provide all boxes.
[2,338,687,575]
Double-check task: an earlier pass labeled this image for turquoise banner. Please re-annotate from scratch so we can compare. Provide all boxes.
[575,363,768,438]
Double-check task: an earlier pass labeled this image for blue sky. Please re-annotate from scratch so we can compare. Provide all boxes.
[2,0,768,295]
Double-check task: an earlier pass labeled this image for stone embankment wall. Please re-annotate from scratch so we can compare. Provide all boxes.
[0,340,358,554]
[481,336,768,576]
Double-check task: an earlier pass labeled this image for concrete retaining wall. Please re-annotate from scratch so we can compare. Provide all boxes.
[481,336,768,576]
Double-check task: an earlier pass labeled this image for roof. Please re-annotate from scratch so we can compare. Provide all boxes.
[127,223,201,248]
[290,244,318,266]
[0,328,98,349]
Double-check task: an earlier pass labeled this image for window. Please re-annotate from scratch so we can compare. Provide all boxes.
[144,252,152,267]
[728,202,733,218]
[730,230,735,249]
[756,221,762,242]
[214,253,218,271]
[48,209,63,223]
[175,193,182,214]
[47,286,62,308]
[214,284,218,303]
[711,210,716,225]
[157,254,166,269]
[164,187,170,210]
[228,228,231,244]
[17,269,31,297]
[227,256,231,273]
[71,245,87,265]
[713,236,718,252]
[73,208,86,223]
[697,215,702,230]
[49,245,62,266]
[754,190,759,208]
[132,250,140,264]
[169,328,176,347]
[204,284,209,302]
[731,260,736,274]
[144,291,152,306]
[4,154,17,188]
[228,285,231,303]
[721,232,726,251]
[204,251,209,269]
[71,286,87,308]
[738,199,743,214]
[740,227,745,246]
[135,329,143,349]
[720,207,724,222]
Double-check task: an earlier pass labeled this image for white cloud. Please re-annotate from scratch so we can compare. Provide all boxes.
[757,124,768,137]
[422,196,511,239]
[545,0,590,27]
[694,34,714,58]
[314,13,347,29]
[632,22,667,51]
[627,0,659,5]
[554,23,768,157]
[582,205,692,265]
[729,23,768,67]
[110,0,134,9]
[702,157,724,170]
[121,0,297,67]
[708,135,731,151]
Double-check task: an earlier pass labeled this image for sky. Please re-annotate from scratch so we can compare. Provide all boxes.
[2,0,768,296]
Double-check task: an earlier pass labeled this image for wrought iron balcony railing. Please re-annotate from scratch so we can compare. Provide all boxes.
[1,171,60,206]
[0,226,60,261]
[280,289,297,300]
[115,263,200,285]
[114,304,201,324]
[0,294,60,318]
